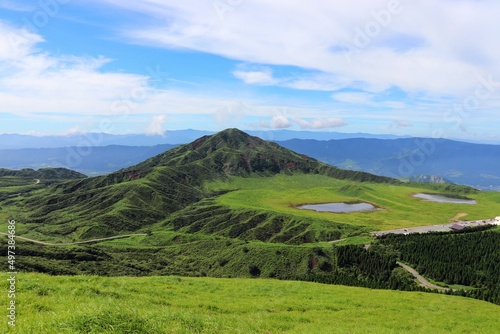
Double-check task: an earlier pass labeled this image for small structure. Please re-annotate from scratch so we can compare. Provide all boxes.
[494,217,500,225]
[450,224,466,231]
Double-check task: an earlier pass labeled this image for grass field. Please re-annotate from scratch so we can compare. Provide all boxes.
[206,174,500,231]
[1,272,499,334]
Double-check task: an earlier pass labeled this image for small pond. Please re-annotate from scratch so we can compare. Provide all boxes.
[413,193,477,204]
[297,202,377,213]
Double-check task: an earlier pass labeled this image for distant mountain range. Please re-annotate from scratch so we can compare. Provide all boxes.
[1,131,499,189]
[277,138,500,190]
[0,130,405,149]
[0,144,176,176]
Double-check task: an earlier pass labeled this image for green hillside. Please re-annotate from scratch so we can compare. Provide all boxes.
[7,129,398,241]
[0,168,86,180]
[0,168,87,202]
[1,272,499,334]
[1,129,499,307]
[6,128,488,243]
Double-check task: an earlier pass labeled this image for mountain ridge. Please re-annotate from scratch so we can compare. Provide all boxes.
[18,129,397,241]
[0,167,86,179]
[277,137,500,189]
[0,129,408,149]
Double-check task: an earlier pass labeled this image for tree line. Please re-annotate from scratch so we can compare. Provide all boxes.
[378,228,500,304]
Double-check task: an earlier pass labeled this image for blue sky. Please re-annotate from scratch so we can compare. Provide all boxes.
[0,0,499,142]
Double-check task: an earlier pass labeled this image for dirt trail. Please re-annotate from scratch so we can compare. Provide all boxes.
[328,238,346,244]
[397,261,449,291]
[0,233,147,246]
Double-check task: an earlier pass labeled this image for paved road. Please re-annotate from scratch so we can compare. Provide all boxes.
[397,261,449,291]
[0,233,147,246]
[372,218,499,236]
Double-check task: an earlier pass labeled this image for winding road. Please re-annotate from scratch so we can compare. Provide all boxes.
[0,233,147,246]
[397,261,449,291]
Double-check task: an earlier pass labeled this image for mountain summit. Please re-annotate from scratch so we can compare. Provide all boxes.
[133,128,322,175]
[131,128,397,181]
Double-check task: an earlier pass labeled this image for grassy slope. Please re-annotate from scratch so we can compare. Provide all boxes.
[5,173,497,243]
[1,273,499,334]
[0,176,63,198]
[3,129,400,242]
[207,174,500,231]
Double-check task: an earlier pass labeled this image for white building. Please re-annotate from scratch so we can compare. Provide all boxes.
[495,216,500,225]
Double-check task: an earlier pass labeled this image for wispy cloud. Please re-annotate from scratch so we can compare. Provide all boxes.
[332,92,374,104]
[293,117,347,129]
[389,120,413,128]
[0,23,270,121]
[2,1,500,140]
[103,0,500,98]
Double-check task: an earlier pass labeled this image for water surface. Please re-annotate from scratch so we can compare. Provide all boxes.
[413,193,476,204]
[298,202,376,213]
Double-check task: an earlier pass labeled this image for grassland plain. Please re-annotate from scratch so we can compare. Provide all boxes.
[1,272,499,334]
[206,174,500,231]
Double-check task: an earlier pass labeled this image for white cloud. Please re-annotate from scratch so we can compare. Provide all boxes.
[61,126,86,136]
[293,117,347,129]
[233,68,276,85]
[0,22,156,117]
[145,115,167,135]
[0,23,43,60]
[102,0,500,99]
[259,115,292,129]
[0,22,281,124]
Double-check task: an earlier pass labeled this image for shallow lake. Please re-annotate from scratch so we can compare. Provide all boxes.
[413,193,477,204]
[298,202,376,213]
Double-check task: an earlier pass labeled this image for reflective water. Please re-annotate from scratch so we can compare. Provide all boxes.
[413,193,477,204]
[298,202,376,213]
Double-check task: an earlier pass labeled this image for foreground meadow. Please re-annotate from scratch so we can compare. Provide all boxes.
[1,272,499,333]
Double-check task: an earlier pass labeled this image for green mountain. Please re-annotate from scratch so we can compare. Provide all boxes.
[0,167,86,179]
[128,128,398,181]
[0,167,87,201]
[21,129,397,240]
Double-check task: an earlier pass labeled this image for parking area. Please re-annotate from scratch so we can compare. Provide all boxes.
[371,218,499,236]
